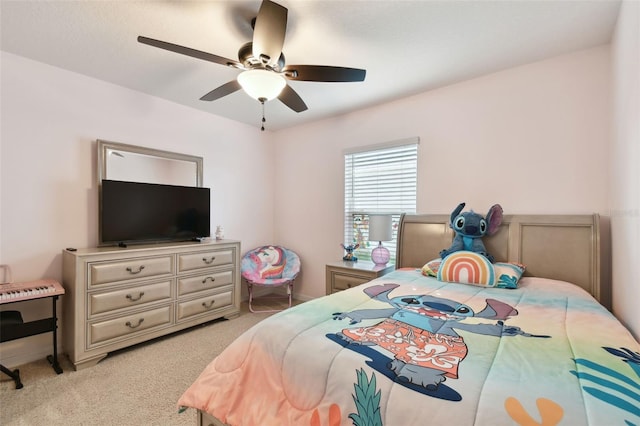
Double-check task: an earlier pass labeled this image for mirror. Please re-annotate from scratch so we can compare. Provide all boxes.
[97,140,203,187]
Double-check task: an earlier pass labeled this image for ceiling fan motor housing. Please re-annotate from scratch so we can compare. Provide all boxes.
[238,42,285,71]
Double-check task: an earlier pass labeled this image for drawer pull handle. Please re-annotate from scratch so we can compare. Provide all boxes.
[126,265,145,274]
[202,276,216,284]
[202,300,216,309]
[202,256,216,264]
[126,292,145,302]
[125,318,144,329]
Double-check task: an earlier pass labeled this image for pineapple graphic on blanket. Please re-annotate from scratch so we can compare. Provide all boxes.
[332,283,548,390]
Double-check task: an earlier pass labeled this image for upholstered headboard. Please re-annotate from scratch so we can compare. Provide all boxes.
[396,214,605,305]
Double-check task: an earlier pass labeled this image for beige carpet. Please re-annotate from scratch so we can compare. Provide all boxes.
[1,300,291,425]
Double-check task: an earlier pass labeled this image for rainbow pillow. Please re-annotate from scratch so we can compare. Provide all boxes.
[422,251,524,289]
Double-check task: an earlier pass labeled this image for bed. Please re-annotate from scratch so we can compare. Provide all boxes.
[178,214,640,426]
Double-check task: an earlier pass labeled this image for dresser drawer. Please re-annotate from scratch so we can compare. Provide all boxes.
[178,270,233,296]
[326,262,395,294]
[88,280,172,316]
[333,273,370,291]
[178,249,234,273]
[88,305,172,346]
[177,290,233,321]
[89,255,174,287]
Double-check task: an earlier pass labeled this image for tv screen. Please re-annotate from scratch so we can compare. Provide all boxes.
[100,180,211,245]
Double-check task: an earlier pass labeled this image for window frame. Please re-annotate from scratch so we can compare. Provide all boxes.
[343,138,419,263]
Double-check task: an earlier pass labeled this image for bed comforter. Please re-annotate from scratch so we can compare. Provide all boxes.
[178,269,640,426]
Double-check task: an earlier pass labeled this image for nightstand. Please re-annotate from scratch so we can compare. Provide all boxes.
[325,261,395,295]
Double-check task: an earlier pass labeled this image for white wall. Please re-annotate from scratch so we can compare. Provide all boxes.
[274,46,612,302]
[0,52,275,365]
[611,0,640,339]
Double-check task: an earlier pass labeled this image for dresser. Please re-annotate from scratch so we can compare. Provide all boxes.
[325,261,395,295]
[62,240,240,370]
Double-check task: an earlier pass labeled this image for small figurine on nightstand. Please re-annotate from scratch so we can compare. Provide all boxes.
[215,225,225,241]
[341,243,360,261]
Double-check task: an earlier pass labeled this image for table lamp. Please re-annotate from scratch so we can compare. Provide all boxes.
[368,214,393,266]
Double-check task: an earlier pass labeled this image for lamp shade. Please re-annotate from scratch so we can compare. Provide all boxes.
[368,214,392,242]
[237,69,286,101]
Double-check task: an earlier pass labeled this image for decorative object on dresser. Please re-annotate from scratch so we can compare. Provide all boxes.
[340,243,360,262]
[62,240,240,370]
[325,260,395,295]
[368,214,393,266]
[215,225,225,241]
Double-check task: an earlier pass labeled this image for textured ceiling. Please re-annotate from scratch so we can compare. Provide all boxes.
[1,0,621,131]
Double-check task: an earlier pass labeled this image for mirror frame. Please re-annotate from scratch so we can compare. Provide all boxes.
[97,140,203,187]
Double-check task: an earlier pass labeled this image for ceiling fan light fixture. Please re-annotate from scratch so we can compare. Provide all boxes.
[237,69,286,101]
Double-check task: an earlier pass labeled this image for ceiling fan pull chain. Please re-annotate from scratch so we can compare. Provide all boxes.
[260,97,266,131]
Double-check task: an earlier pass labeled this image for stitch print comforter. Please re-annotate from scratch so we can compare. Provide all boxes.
[178,269,640,426]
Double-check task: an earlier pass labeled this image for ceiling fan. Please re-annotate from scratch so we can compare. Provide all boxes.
[138,0,366,129]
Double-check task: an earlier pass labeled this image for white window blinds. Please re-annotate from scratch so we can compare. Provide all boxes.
[343,139,418,263]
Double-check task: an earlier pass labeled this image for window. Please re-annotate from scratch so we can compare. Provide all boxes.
[344,138,419,263]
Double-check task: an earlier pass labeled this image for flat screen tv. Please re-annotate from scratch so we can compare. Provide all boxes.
[100,179,211,246]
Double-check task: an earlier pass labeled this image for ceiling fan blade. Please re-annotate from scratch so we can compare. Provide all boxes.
[252,0,288,66]
[138,36,243,68]
[282,65,366,82]
[278,84,308,113]
[200,80,242,102]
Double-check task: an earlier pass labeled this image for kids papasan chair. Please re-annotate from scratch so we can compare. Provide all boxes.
[240,245,301,313]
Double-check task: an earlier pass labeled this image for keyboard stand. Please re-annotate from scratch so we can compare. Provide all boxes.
[0,295,63,389]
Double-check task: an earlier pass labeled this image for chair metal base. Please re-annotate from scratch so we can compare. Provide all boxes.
[247,280,293,313]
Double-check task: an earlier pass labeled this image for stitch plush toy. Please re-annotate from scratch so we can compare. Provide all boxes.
[341,243,360,261]
[439,202,503,263]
